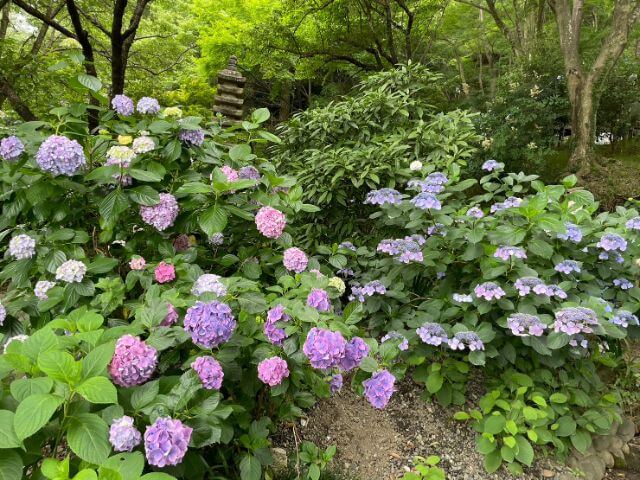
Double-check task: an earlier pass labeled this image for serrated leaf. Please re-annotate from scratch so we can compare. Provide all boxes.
[14,393,64,440]
[67,413,111,464]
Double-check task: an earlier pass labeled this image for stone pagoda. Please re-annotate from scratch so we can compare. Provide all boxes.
[213,56,246,123]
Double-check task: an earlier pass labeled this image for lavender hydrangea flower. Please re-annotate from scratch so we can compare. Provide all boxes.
[416,323,448,346]
[452,293,473,303]
[0,136,24,161]
[544,284,568,299]
[597,233,627,252]
[139,193,179,231]
[283,247,308,273]
[349,280,386,302]
[55,260,86,283]
[514,277,544,296]
[307,288,331,312]
[364,188,403,206]
[191,274,227,297]
[411,193,441,210]
[183,301,236,348]
[408,179,444,194]
[599,250,625,263]
[36,135,86,176]
[448,331,484,351]
[377,238,423,263]
[553,307,599,335]
[610,311,639,328]
[179,128,205,146]
[474,282,506,301]
[482,159,504,171]
[109,416,142,452]
[491,196,523,213]
[427,223,446,236]
[507,313,546,337]
[109,335,158,387]
[34,280,56,300]
[238,166,260,180]
[363,370,395,409]
[426,172,448,185]
[466,207,484,218]
[625,216,640,231]
[557,223,583,243]
[0,303,5,326]
[613,278,634,290]
[8,234,36,260]
[494,245,527,261]
[338,241,357,251]
[112,95,134,116]
[303,327,347,370]
[144,417,192,467]
[264,305,290,345]
[191,356,224,389]
[208,233,224,246]
[257,356,290,386]
[555,260,581,274]
[329,373,343,393]
[381,331,409,351]
[136,97,160,114]
[569,335,589,349]
[340,337,369,371]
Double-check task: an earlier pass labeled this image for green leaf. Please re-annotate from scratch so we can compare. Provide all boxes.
[128,186,160,206]
[38,350,82,384]
[0,450,23,480]
[515,436,534,466]
[484,414,506,435]
[99,189,129,222]
[546,332,569,350]
[550,393,568,404]
[14,393,64,440]
[251,108,270,124]
[67,413,111,464]
[131,380,159,410]
[129,169,162,182]
[554,416,577,437]
[570,429,592,454]
[229,144,252,162]
[358,357,378,373]
[10,377,53,402]
[77,74,102,91]
[140,474,176,480]
[77,377,118,404]
[0,410,21,448]
[199,204,228,236]
[239,454,261,480]
[102,452,144,479]
[484,449,502,473]
[426,372,444,393]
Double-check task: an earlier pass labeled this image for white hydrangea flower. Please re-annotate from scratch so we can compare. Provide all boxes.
[191,274,227,297]
[409,160,423,171]
[8,234,36,260]
[55,260,87,283]
[34,280,56,300]
[132,136,155,154]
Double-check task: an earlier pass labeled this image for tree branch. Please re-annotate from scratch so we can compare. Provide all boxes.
[11,0,76,38]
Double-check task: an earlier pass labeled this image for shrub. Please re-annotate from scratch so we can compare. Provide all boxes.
[274,63,481,244]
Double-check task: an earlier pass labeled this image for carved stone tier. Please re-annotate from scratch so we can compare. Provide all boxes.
[213,56,246,123]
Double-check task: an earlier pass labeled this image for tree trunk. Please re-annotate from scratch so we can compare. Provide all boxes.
[278,81,292,121]
[568,81,595,175]
[0,75,37,121]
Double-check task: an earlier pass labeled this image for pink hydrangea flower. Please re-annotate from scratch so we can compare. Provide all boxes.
[221,165,239,182]
[129,256,146,270]
[191,356,224,389]
[257,356,290,387]
[255,206,286,239]
[283,247,308,273]
[154,262,175,283]
[109,335,158,387]
[161,303,179,326]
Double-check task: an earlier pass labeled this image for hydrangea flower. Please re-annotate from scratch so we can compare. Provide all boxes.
[255,206,286,239]
[329,373,343,393]
[597,233,627,252]
[132,136,155,154]
[474,282,506,301]
[514,277,544,296]
[363,370,395,409]
[452,293,473,303]
[625,216,640,231]
[349,280,386,302]
[0,136,24,161]
[191,356,224,389]
[173,234,192,252]
[340,337,369,371]
[239,166,261,180]
[482,159,504,171]
[208,233,224,246]
[154,262,175,283]
[179,128,205,146]
[555,260,581,274]
[183,300,236,348]
[109,335,158,387]
[144,417,192,467]
[303,327,347,370]
[162,303,179,327]
[36,135,86,176]
[377,238,423,263]
[416,323,448,346]
[257,356,290,386]
[191,274,227,297]
[410,193,441,210]
[0,303,5,326]
[427,223,446,237]
[610,311,639,328]
[448,331,484,351]
[426,172,448,185]
[364,188,403,206]
[409,160,423,171]
[407,179,444,194]
[129,256,146,270]
[328,276,346,294]
[136,97,160,114]
[220,165,239,183]
[557,223,583,243]
[8,234,36,260]
[491,196,522,213]
[599,250,625,263]
[506,313,546,337]
[109,416,142,452]
[466,207,484,218]
[139,193,179,231]
[339,241,356,251]
[283,247,308,273]
[494,245,527,261]
[544,284,568,299]
[613,278,633,290]
[264,305,290,345]
[112,95,134,116]
[34,280,56,300]
[381,331,409,351]
[106,145,136,167]
[307,288,331,312]
[55,260,86,283]
[569,335,589,349]
[553,307,599,335]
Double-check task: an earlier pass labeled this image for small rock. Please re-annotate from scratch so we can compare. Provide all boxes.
[618,417,637,442]
[270,447,288,472]
[597,450,614,468]
[542,469,555,477]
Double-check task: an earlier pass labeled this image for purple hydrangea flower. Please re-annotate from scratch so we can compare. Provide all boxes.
[179,128,205,146]
[257,356,290,386]
[381,331,409,351]
[426,172,448,185]
[0,136,24,162]
[0,303,5,326]
[553,307,599,335]
[139,193,179,231]
[625,216,640,231]
[34,280,56,300]
[427,223,446,236]
[377,238,423,263]
[109,416,142,452]
[569,335,589,349]
[557,223,583,243]
[136,97,160,114]
[448,331,484,351]
[283,247,308,273]
[264,304,290,345]
[364,188,403,206]
[610,311,639,328]
[349,280,386,302]
[208,233,224,246]
[191,356,224,389]
[238,166,261,180]
[545,284,568,299]
[329,373,343,394]
[112,95,134,116]
[191,274,227,297]
[597,233,627,252]
[340,337,369,371]
[599,250,625,263]
[407,179,444,194]
[307,288,331,312]
[338,241,357,251]
[491,196,522,213]
[514,277,544,296]
[507,313,546,337]
[482,159,504,171]
[144,417,192,467]
[494,245,527,261]
[466,207,484,218]
[416,323,448,346]
[303,327,347,370]
[474,282,506,301]
[452,293,473,303]
[109,335,158,387]
[363,370,395,409]
[36,135,86,176]
[161,303,179,327]
[183,301,236,348]
[411,193,441,210]
[8,234,36,260]
[555,260,581,274]
[613,278,634,290]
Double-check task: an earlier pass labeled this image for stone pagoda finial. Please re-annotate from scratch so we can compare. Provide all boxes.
[213,55,246,123]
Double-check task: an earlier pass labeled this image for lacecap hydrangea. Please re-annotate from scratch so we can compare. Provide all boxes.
[183,301,236,348]
[36,135,86,176]
[140,193,179,231]
[109,416,142,452]
[144,417,192,467]
[109,335,158,387]
[191,356,224,390]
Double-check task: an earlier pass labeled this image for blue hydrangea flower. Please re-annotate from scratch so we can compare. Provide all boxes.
[555,260,581,274]
[410,193,441,210]
[365,188,403,206]
[557,223,582,243]
[111,94,134,116]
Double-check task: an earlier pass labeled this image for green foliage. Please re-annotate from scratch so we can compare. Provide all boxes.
[401,455,446,480]
[297,441,337,480]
